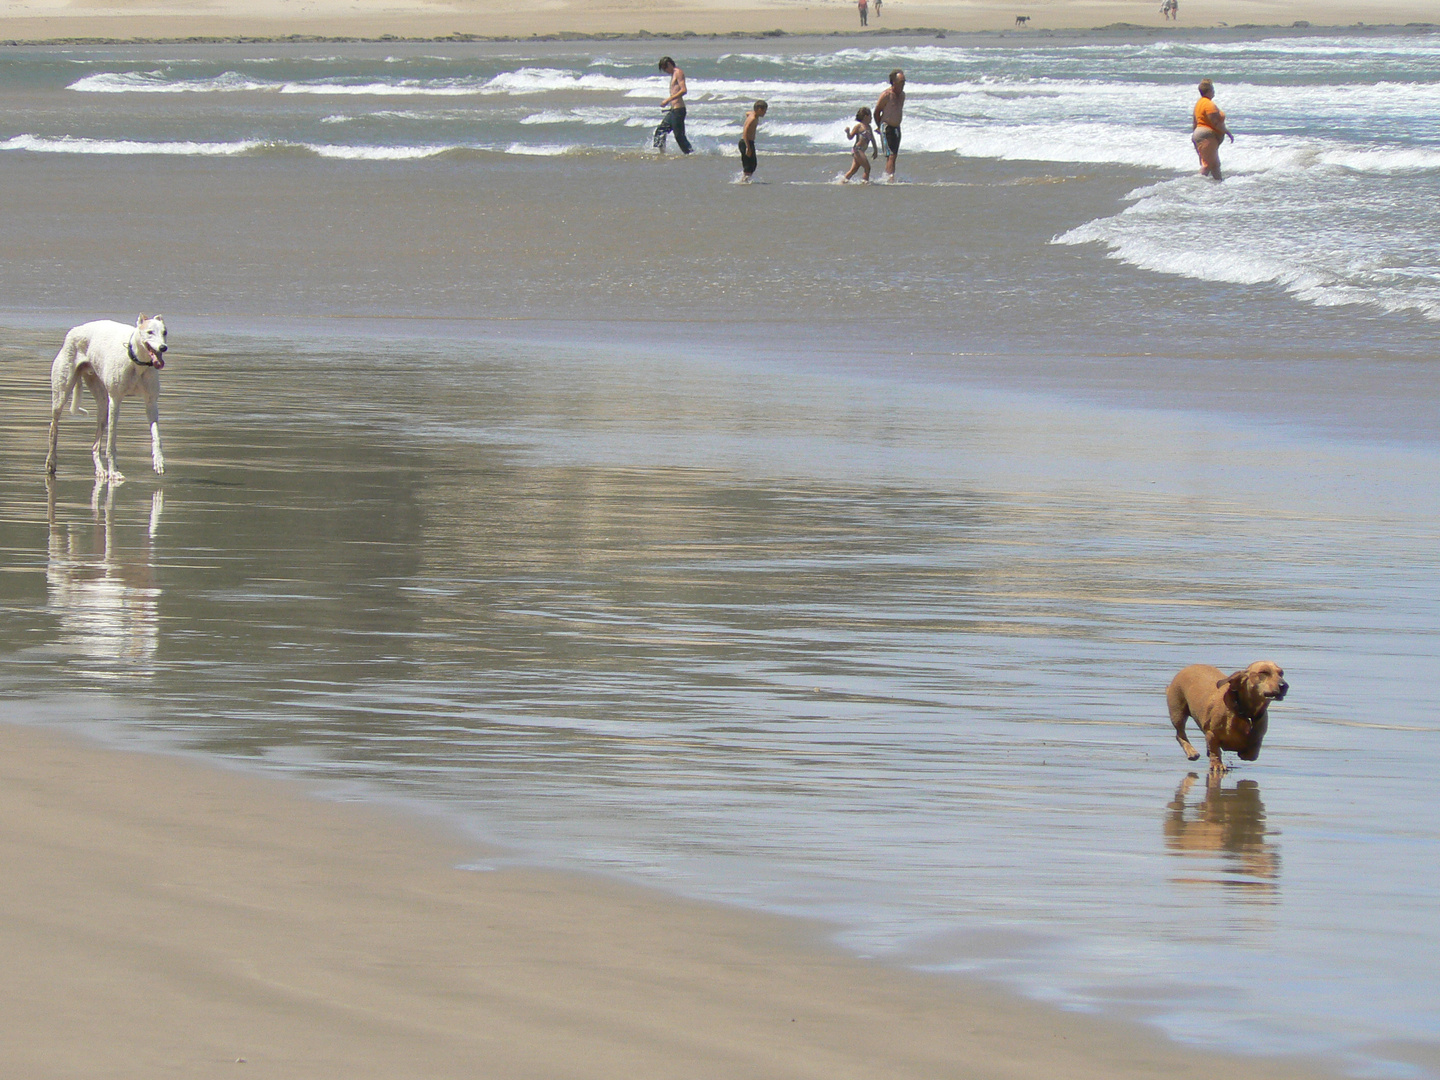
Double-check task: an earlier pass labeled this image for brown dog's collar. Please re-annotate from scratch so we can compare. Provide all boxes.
[1223,683,1260,722]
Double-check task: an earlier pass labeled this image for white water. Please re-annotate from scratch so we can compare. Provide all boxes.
[20,35,1436,320]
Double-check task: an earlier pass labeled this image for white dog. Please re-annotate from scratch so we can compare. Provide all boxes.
[47,315,168,483]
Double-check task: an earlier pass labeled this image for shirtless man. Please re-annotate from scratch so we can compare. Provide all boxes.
[738,99,766,181]
[873,68,905,181]
[653,56,693,155]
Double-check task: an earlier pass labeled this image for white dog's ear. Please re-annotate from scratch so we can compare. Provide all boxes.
[137,313,147,326]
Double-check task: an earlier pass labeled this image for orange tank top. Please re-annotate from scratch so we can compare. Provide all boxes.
[1194,97,1223,132]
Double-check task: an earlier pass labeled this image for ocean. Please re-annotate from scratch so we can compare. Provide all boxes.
[4,32,1440,323]
[1,28,1438,1078]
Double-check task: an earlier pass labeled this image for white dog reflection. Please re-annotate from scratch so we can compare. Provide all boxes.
[46,481,163,673]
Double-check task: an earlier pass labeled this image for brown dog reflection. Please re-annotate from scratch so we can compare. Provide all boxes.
[1167,661,1288,777]
[1164,774,1278,895]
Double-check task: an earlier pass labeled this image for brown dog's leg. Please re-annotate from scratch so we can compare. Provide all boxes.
[1167,680,1202,761]
[1238,713,1269,762]
[1205,732,1228,777]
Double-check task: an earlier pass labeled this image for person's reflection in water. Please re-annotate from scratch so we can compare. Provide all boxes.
[1164,773,1278,898]
[46,478,163,674]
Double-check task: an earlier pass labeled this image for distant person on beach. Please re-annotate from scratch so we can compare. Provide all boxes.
[738,99,766,182]
[874,0,882,17]
[843,106,878,183]
[653,57,692,155]
[1191,78,1233,180]
[873,69,906,181]
[858,0,869,27]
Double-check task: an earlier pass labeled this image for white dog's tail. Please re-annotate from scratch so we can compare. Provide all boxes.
[52,333,90,415]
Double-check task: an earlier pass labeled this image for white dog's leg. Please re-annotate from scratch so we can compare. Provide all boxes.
[48,345,77,477]
[149,490,164,539]
[91,394,110,479]
[104,394,125,484]
[146,391,164,475]
[47,404,62,477]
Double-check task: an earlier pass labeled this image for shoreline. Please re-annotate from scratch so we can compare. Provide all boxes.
[0,715,1343,1080]
[2,22,1437,46]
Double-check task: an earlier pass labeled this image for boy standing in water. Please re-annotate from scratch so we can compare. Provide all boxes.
[653,57,692,155]
[738,100,766,182]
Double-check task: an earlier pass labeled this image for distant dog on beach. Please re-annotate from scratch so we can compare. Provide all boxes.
[1167,662,1288,776]
[47,315,168,483]
[1014,15,1031,24]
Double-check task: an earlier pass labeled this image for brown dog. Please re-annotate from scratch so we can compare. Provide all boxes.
[1167,662,1288,776]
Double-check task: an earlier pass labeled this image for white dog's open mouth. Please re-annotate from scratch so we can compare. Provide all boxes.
[145,343,165,369]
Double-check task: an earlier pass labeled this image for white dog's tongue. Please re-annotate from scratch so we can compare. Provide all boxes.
[146,343,164,369]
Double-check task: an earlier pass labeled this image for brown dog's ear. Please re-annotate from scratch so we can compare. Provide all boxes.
[1217,670,1247,704]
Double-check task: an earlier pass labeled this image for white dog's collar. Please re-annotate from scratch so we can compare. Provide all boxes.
[128,340,159,367]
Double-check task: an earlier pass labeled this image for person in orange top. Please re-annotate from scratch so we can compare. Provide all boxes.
[1191,78,1233,180]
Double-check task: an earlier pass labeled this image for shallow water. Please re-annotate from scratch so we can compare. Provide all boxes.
[2,323,1438,1077]
[2,29,1439,1079]
[3,31,1438,320]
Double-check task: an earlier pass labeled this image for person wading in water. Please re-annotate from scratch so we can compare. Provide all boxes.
[873,68,906,182]
[1191,78,1234,179]
[653,57,693,155]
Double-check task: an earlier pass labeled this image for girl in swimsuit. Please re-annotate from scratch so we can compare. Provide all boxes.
[1191,78,1233,180]
[843,107,878,183]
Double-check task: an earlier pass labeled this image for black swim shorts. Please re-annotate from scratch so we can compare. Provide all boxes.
[738,138,757,175]
[883,124,901,156]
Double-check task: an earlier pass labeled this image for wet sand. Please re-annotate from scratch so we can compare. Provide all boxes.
[3,317,1437,1076]
[0,718,1343,1080]
[1,144,1434,446]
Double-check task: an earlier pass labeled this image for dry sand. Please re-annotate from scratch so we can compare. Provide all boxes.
[0,719,1340,1080]
[0,0,1435,42]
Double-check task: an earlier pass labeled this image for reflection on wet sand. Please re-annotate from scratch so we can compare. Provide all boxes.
[5,329,1437,1072]
[1164,774,1279,899]
[46,479,163,676]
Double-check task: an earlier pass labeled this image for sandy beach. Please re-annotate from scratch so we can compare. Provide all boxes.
[2,14,1437,1080]
[1,0,1437,42]
[0,718,1342,1080]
